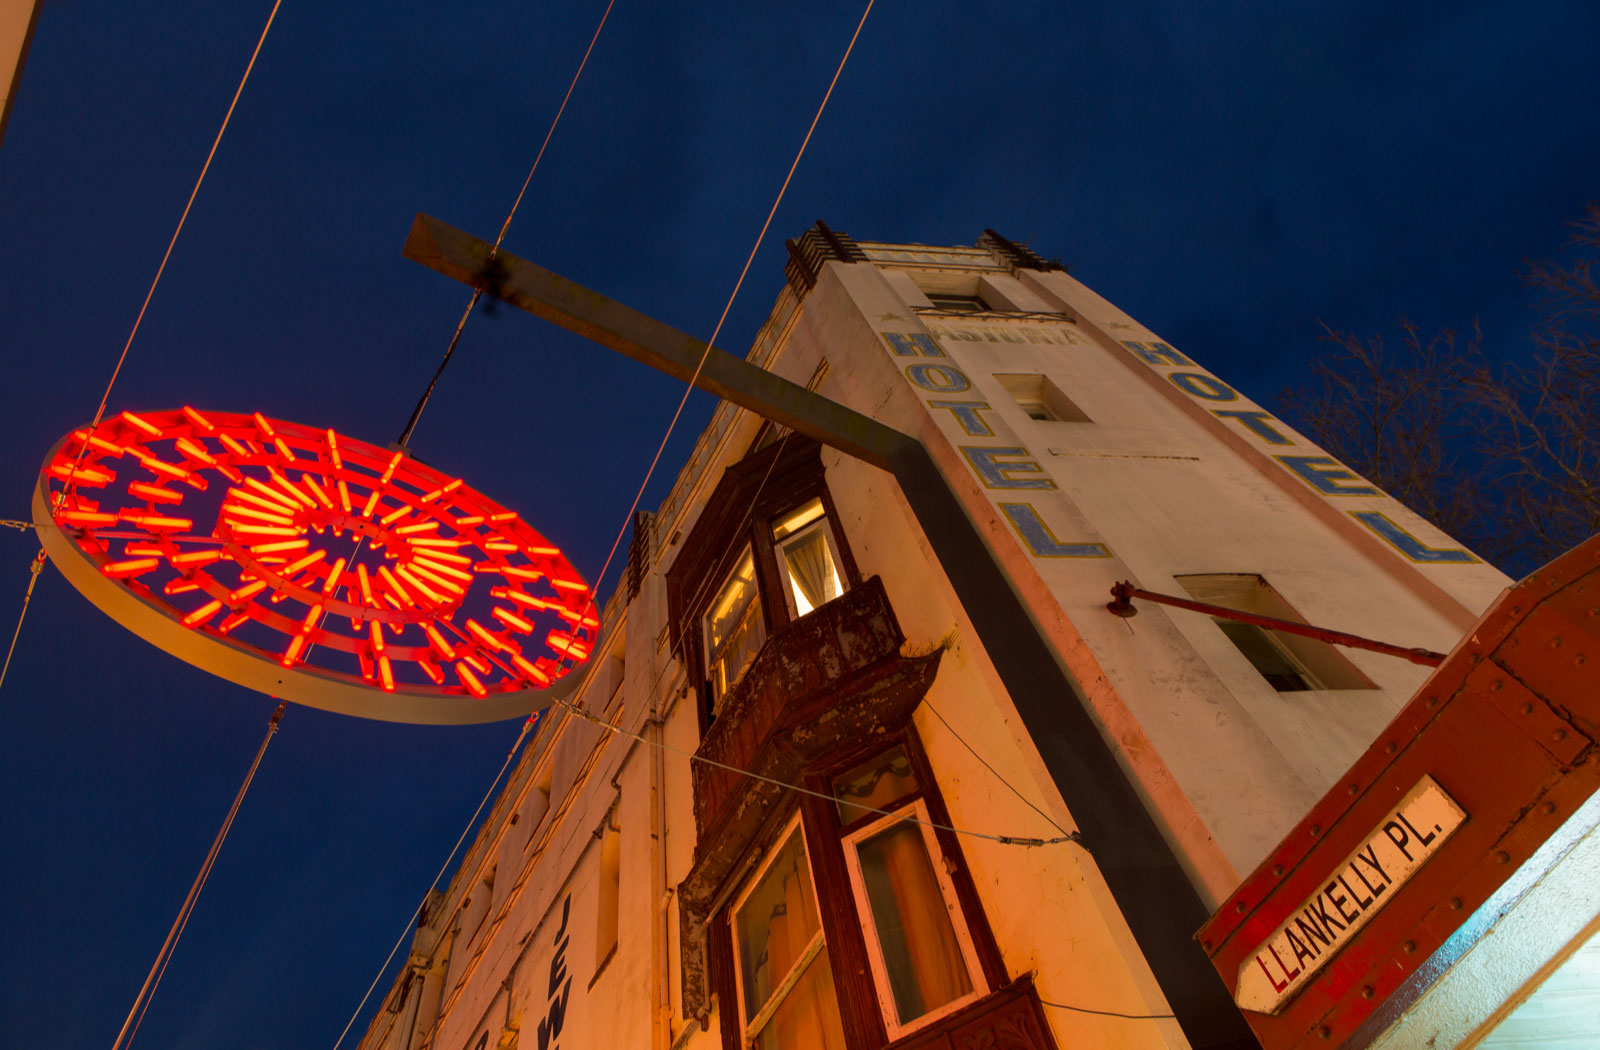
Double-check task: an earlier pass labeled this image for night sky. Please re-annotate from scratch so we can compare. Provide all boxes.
[3,3,1598,1048]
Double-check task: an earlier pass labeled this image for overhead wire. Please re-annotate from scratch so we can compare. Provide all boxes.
[921,699,1075,842]
[553,694,1077,849]
[480,0,1075,858]
[21,2,296,1042]
[65,0,285,499]
[0,0,285,703]
[110,701,287,1050]
[329,712,541,1050]
[0,551,46,696]
[564,426,1080,848]
[572,0,876,632]
[331,4,620,1045]
[395,0,617,450]
[1038,999,1176,1022]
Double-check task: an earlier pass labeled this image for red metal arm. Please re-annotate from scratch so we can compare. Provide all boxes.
[1106,581,1447,667]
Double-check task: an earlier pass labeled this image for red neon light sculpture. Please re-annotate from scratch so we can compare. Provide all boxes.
[32,408,598,724]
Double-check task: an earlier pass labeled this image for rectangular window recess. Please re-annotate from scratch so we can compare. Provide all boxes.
[924,293,988,313]
[595,823,621,971]
[1174,573,1377,692]
[993,373,1091,423]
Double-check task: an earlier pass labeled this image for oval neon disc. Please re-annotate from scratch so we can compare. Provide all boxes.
[33,408,598,724]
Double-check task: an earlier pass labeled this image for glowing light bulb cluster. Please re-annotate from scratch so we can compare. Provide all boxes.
[40,408,596,711]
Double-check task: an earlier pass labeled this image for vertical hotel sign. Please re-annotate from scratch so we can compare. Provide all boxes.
[1235,777,1466,1014]
[1114,338,1479,566]
[879,327,1111,561]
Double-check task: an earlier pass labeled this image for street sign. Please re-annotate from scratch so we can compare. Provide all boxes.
[1235,777,1466,1013]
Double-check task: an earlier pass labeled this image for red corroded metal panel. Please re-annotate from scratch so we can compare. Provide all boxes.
[1198,534,1600,1050]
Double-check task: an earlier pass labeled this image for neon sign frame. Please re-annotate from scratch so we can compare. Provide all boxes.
[33,408,597,724]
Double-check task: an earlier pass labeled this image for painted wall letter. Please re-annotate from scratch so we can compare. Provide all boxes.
[906,363,972,392]
[1276,455,1381,496]
[1167,372,1238,401]
[961,447,1056,489]
[882,332,946,357]
[1122,340,1195,366]
[1000,503,1109,557]
[1213,409,1291,445]
[1352,511,1476,563]
[929,400,996,436]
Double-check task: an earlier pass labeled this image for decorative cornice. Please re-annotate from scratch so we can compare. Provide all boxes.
[978,228,1067,274]
[784,220,868,297]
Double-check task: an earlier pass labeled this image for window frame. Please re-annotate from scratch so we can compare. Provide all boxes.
[726,811,844,1049]
[923,292,990,313]
[770,499,849,621]
[701,545,768,711]
[839,798,990,1039]
[711,729,1009,1050]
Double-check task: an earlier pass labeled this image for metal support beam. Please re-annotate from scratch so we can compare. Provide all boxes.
[402,213,1260,1049]
[1107,582,1447,667]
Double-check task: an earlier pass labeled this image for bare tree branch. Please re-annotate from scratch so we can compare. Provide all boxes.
[1275,202,1600,576]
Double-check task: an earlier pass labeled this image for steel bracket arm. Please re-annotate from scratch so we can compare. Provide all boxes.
[403,213,908,471]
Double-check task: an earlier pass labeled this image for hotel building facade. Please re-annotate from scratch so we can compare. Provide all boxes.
[356,226,1598,1050]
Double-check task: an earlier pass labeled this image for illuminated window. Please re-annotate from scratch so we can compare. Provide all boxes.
[1175,574,1377,692]
[730,817,848,1050]
[667,438,860,728]
[703,549,766,710]
[772,498,845,618]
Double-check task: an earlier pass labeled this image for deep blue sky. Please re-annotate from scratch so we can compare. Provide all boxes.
[2,3,1597,1048]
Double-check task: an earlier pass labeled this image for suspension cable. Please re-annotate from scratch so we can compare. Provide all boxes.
[109,700,287,1050]
[0,550,46,696]
[3,0,285,703]
[395,0,617,450]
[576,0,876,622]
[63,0,284,502]
[329,713,540,1050]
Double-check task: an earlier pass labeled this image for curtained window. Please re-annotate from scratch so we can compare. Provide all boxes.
[772,498,845,619]
[731,817,848,1050]
[703,548,766,710]
[843,800,985,1035]
[709,735,1003,1050]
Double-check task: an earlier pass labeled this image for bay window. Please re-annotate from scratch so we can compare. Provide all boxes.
[667,437,860,725]
[711,731,1013,1050]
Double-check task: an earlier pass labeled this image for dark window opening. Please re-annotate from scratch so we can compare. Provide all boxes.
[994,373,1090,423]
[1174,573,1378,692]
[925,293,989,313]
